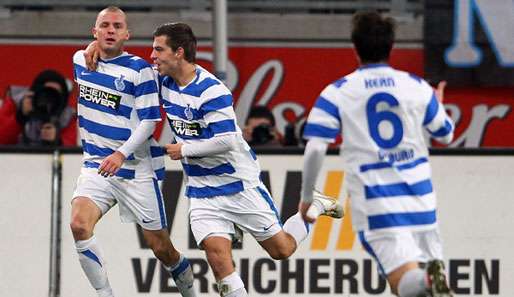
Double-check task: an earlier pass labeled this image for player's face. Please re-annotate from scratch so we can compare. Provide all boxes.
[151,35,179,76]
[92,11,129,56]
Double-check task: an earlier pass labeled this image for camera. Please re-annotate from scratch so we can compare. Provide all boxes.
[251,124,274,145]
[30,86,65,123]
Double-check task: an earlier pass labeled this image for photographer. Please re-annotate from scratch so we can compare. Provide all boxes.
[0,69,77,146]
[242,105,284,147]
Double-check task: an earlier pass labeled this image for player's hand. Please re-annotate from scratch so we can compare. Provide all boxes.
[435,80,447,103]
[299,200,317,223]
[98,151,126,177]
[165,143,183,160]
[84,41,100,71]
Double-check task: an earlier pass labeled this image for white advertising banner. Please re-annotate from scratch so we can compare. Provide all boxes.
[0,154,53,297]
[1,153,513,296]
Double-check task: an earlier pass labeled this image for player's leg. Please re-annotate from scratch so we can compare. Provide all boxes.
[70,169,116,297]
[127,177,196,297]
[70,196,113,297]
[258,188,343,259]
[202,236,247,297]
[189,195,248,297]
[359,230,452,297]
[142,229,196,297]
[415,229,452,297]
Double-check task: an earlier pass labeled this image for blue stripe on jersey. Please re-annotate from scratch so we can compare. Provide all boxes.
[81,140,135,160]
[162,100,202,121]
[83,161,135,179]
[210,119,236,135]
[181,77,220,97]
[358,232,387,276]
[186,180,244,198]
[314,96,340,121]
[152,178,167,228]
[150,146,165,157]
[170,257,191,280]
[78,116,131,141]
[408,73,422,83]
[249,149,257,160]
[333,77,347,88]
[134,80,159,97]
[182,163,236,176]
[430,120,453,137]
[74,64,135,95]
[368,210,437,230]
[257,187,283,227]
[200,94,233,115]
[100,55,150,72]
[78,97,132,119]
[396,157,428,170]
[155,167,165,181]
[81,250,102,267]
[423,93,439,125]
[303,123,339,139]
[365,179,433,199]
[360,157,428,173]
[137,106,161,120]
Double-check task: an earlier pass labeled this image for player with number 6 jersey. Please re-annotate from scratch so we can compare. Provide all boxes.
[304,64,453,232]
[300,11,454,297]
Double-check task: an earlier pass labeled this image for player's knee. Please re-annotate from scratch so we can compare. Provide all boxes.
[268,245,293,260]
[69,219,92,240]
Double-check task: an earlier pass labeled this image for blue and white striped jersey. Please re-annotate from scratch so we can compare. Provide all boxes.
[304,64,454,232]
[160,65,261,198]
[73,50,163,179]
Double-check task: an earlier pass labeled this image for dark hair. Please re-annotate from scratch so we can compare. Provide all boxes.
[247,105,275,126]
[351,11,395,63]
[30,69,69,103]
[153,22,197,63]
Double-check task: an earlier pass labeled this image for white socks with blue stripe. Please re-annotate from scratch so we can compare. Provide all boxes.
[217,271,248,297]
[283,212,311,246]
[398,268,427,297]
[165,254,197,297]
[75,235,113,297]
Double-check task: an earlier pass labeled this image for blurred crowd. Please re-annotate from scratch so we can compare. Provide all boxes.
[0,69,77,146]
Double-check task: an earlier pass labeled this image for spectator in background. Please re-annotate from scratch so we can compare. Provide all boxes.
[0,69,77,146]
[242,105,284,147]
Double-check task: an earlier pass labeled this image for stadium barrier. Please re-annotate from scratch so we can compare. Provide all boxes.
[1,147,513,297]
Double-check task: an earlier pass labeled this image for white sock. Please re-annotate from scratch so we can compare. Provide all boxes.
[283,212,311,246]
[164,254,197,297]
[217,271,247,297]
[398,268,428,297]
[75,235,113,297]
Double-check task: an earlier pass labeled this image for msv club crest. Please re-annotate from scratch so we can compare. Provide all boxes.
[184,104,194,120]
[114,74,126,91]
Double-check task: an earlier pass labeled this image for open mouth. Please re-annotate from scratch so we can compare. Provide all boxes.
[105,38,116,43]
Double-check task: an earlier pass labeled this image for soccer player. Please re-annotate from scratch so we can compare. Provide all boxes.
[151,23,343,297]
[299,11,454,297]
[70,7,196,297]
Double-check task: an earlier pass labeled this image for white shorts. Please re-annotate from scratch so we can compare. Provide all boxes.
[189,185,282,246]
[72,167,167,231]
[359,228,444,276]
